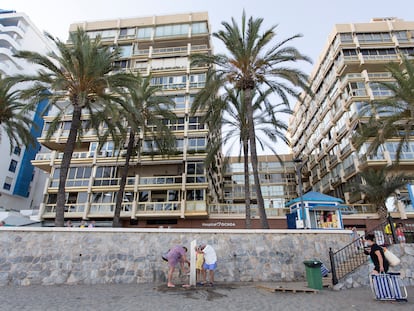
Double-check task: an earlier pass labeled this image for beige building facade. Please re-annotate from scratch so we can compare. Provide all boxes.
[33,12,226,227]
[288,18,414,221]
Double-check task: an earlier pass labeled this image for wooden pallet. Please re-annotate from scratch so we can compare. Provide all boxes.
[256,282,320,293]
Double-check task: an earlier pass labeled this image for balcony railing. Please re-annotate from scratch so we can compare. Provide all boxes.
[208,204,289,217]
[139,175,182,185]
[137,201,180,212]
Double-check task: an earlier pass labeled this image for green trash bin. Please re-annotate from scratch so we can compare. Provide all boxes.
[303,260,323,290]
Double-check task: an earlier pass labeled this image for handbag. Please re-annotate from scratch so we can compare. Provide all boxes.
[383,248,400,266]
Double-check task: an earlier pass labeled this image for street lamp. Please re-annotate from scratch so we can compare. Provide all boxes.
[293,158,306,229]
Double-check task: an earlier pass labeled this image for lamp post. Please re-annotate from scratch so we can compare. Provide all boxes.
[293,158,306,229]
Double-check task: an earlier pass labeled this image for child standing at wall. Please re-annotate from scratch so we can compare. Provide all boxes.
[195,245,204,285]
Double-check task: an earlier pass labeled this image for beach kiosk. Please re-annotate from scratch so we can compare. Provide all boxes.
[286,191,344,229]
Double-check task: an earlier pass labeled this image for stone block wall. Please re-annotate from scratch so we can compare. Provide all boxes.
[0,227,350,286]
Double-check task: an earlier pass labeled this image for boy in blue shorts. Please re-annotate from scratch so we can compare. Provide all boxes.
[200,244,217,286]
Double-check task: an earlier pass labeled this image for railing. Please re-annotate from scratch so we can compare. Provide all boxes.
[139,175,182,185]
[329,216,414,285]
[208,204,289,217]
[137,201,180,212]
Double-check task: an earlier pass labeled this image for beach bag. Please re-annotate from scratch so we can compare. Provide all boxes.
[383,248,400,267]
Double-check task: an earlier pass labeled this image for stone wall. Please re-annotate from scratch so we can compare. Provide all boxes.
[0,227,350,286]
[334,244,414,290]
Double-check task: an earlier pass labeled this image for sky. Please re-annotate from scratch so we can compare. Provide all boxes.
[2,0,413,154]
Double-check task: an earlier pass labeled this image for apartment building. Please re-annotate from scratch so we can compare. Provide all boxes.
[288,17,414,225]
[209,154,298,229]
[32,12,227,227]
[0,9,57,213]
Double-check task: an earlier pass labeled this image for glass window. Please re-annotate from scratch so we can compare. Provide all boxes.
[192,22,208,34]
[119,27,135,38]
[340,33,353,43]
[8,160,17,172]
[186,189,204,200]
[188,116,205,130]
[155,24,189,37]
[119,45,132,58]
[173,96,186,109]
[137,27,152,39]
[3,176,12,190]
[13,146,21,155]
[139,191,149,202]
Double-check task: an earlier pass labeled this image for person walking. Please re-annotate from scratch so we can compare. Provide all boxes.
[166,245,189,288]
[200,244,217,286]
[364,234,389,274]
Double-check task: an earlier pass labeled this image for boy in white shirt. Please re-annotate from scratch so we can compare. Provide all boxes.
[200,244,217,286]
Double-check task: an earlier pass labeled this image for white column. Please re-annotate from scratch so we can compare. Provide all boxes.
[189,240,196,286]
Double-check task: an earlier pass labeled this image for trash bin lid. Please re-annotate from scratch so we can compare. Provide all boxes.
[303,260,323,267]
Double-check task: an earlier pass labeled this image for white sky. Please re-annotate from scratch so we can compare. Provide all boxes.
[2,0,413,154]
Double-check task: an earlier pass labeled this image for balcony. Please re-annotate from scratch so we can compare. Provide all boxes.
[139,175,183,185]
[137,201,181,215]
[208,204,289,217]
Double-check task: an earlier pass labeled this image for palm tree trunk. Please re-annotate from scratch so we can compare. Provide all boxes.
[243,138,251,229]
[55,105,82,227]
[113,131,135,227]
[245,88,269,229]
[378,203,389,221]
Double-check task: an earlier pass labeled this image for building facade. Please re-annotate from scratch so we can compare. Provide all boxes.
[0,9,57,213]
[33,12,228,227]
[288,18,414,222]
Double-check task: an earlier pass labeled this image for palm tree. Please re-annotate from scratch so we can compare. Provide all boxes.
[112,74,175,227]
[353,54,414,161]
[0,76,35,153]
[193,74,292,228]
[13,28,134,226]
[192,12,310,228]
[350,166,411,220]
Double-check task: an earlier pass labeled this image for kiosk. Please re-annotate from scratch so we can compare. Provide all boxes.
[286,191,345,229]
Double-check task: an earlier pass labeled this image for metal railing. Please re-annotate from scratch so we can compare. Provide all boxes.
[329,216,413,285]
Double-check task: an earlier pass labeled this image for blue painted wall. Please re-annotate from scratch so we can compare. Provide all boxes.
[13,98,48,197]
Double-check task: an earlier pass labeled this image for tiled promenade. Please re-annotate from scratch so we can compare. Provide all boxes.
[0,282,412,311]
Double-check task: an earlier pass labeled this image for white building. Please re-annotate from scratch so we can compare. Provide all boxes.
[0,9,57,213]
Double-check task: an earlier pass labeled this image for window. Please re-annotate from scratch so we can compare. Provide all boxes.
[94,166,117,186]
[119,45,132,58]
[343,49,357,57]
[114,60,129,70]
[8,160,17,173]
[400,47,414,56]
[137,27,152,39]
[192,22,208,34]
[370,82,394,97]
[188,116,205,130]
[172,96,186,110]
[143,140,158,153]
[160,118,185,131]
[119,27,135,38]
[13,146,21,155]
[340,33,353,43]
[357,32,392,43]
[188,137,206,152]
[155,24,189,37]
[150,75,187,90]
[189,74,206,88]
[3,177,12,190]
[186,189,204,200]
[186,162,205,182]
